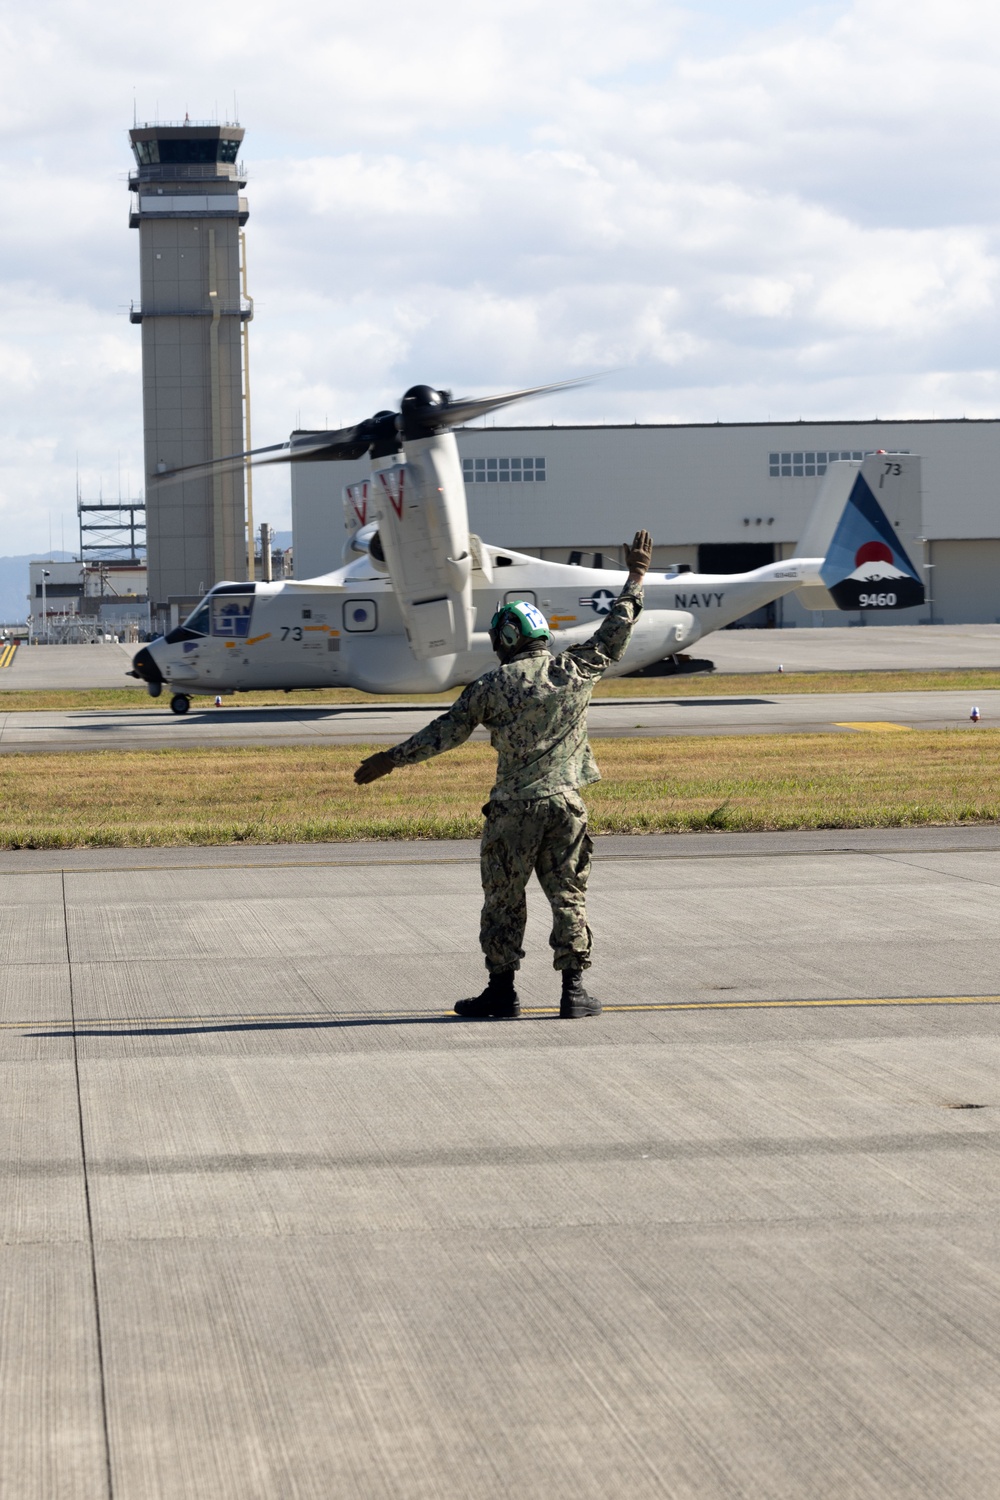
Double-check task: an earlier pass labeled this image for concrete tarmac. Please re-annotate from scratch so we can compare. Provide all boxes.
[0,688,997,753]
[706,622,1000,673]
[1,640,138,689]
[4,826,1000,1498]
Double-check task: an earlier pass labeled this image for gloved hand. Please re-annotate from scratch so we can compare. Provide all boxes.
[354,751,396,785]
[624,528,653,582]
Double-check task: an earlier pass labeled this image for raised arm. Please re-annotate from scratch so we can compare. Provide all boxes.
[564,529,652,680]
[625,529,653,590]
[354,683,484,784]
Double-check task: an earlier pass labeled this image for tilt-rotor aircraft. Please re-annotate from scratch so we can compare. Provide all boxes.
[131,382,924,713]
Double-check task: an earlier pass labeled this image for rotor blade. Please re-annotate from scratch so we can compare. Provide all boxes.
[148,425,371,489]
[436,375,597,430]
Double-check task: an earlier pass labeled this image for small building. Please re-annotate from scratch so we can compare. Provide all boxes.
[29,560,150,638]
[29,561,85,618]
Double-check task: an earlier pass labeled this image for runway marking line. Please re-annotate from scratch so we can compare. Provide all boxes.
[9,993,1000,1031]
[836,721,912,732]
[0,642,18,669]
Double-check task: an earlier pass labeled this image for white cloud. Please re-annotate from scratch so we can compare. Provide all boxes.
[0,0,999,550]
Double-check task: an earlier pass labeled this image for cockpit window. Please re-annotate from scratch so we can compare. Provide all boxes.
[211,595,253,638]
[183,603,211,636]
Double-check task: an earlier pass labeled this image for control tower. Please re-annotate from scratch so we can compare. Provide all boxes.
[129,121,250,616]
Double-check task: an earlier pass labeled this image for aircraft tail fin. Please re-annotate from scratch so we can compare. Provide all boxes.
[794,454,924,611]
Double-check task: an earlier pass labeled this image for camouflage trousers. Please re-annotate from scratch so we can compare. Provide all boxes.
[480,791,594,974]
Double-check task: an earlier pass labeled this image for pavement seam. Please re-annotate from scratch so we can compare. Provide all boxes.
[866,850,1000,889]
[63,870,115,1500]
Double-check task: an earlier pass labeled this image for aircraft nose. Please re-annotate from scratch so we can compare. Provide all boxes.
[131,646,163,685]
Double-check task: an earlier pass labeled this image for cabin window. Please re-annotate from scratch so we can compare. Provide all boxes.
[183,603,211,636]
[211,595,253,638]
[343,599,378,632]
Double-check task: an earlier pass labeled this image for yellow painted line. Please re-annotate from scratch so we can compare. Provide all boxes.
[304,625,328,633]
[8,994,1000,1031]
[592,995,1000,1013]
[246,632,271,645]
[836,721,912,732]
[0,642,17,669]
[549,615,577,625]
[224,641,237,649]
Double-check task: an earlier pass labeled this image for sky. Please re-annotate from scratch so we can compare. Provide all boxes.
[1,0,998,551]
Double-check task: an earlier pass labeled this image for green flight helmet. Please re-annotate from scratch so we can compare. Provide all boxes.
[489,600,551,654]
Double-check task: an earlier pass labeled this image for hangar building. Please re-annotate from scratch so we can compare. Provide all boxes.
[290,417,1000,627]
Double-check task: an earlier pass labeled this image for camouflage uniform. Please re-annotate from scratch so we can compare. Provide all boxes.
[388,581,643,972]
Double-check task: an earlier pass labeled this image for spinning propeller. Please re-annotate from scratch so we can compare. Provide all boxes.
[149,376,592,487]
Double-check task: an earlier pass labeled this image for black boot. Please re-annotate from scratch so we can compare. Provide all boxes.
[560,968,601,1019]
[454,969,520,1020]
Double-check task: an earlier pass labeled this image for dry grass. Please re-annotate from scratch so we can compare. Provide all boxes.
[605,668,1000,697]
[0,668,998,714]
[1,731,998,847]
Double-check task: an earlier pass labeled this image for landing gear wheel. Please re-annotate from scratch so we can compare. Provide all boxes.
[170,694,191,716]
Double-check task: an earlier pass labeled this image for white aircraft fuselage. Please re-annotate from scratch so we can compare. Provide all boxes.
[141,547,821,700]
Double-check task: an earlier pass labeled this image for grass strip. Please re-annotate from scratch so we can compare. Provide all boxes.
[0,731,998,848]
[0,668,998,714]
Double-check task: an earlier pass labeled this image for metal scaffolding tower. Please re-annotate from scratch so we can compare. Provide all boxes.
[77,493,147,561]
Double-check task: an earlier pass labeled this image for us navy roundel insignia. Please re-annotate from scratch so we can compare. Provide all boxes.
[579,589,615,615]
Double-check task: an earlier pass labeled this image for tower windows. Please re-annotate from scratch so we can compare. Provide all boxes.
[131,136,243,168]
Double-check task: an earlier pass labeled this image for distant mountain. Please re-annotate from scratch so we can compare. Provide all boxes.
[0,554,76,624]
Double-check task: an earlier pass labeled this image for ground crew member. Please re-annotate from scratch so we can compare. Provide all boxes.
[354,529,653,1019]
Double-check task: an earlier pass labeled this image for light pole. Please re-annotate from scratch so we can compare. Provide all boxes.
[40,570,50,644]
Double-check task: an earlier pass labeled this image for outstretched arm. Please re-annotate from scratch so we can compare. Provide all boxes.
[565,529,652,680]
[354,683,483,785]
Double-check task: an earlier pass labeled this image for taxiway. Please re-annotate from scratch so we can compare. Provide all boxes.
[0,688,996,753]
